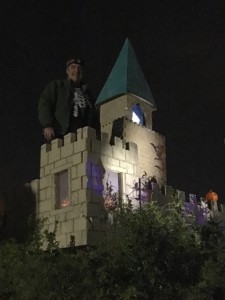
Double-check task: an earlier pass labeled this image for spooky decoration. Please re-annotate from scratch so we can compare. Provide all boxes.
[205,190,218,202]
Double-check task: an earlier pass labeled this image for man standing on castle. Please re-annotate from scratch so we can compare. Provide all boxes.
[38,57,95,141]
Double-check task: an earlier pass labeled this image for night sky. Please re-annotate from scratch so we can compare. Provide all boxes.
[0,1,224,201]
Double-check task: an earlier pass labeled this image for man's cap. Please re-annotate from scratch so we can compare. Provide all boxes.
[66,57,84,67]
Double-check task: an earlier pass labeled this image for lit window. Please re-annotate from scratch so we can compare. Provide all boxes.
[55,170,70,209]
[132,111,141,124]
[132,104,145,126]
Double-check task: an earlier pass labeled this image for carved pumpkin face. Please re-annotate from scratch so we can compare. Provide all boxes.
[205,190,218,202]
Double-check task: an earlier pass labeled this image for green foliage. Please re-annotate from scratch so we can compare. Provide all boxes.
[91,202,204,299]
[0,200,225,299]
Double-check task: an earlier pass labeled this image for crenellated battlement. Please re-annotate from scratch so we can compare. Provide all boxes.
[40,127,138,171]
[36,126,140,248]
[123,117,165,141]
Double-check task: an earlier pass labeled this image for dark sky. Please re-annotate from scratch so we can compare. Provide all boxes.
[0,1,224,201]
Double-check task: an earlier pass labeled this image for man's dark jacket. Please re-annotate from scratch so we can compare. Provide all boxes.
[38,79,94,135]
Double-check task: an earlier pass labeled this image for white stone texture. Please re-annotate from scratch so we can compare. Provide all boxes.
[49,205,73,215]
[65,206,80,220]
[119,161,134,174]
[39,200,51,213]
[77,163,87,177]
[56,213,66,223]
[82,175,88,189]
[107,157,120,167]
[46,187,52,199]
[101,132,110,143]
[61,143,74,158]
[74,218,87,231]
[101,143,113,157]
[82,126,96,139]
[100,95,127,126]
[71,177,82,191]
[74,139,91,153]
[56,234,67,248]
[54,158,67,168]
[40,143,51,167]
[61,220,74,234]
[112,145,125,161]
[78,189,87,203]
[63,132,76,144]
[44,163,54,175]
[71,166,77,179]
[48,139,63,163]
[39,189,47,201]
[71,191,79,204]
[40,175,52,190]
[73,152,82,165]
[39,212,50,220]
[40,167,44,177]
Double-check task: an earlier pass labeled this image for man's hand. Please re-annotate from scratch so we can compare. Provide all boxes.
[43,127,55,141]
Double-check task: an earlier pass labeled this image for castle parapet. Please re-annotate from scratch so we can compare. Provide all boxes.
[37,126,139,247]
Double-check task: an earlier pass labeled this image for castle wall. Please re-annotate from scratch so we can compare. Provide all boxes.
[101,119,166,186]
[33,88,166,248]
[123,119,166,186]
[34,127,138,248]
[100,93,165,186]
[31,123,214,247]
[100,94,155,129]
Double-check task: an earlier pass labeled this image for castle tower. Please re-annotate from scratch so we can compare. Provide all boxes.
[36,127,139,248]
[96,38,166,186]
[34,39,167,248]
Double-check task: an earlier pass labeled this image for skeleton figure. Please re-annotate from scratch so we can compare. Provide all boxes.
[73,88,88,117]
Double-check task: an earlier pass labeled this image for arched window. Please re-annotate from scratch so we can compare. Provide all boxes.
[132,104,145,126]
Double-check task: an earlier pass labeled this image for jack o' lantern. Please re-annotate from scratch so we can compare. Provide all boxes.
[205,190,218,202]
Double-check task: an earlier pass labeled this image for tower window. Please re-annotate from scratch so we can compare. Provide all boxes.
[132,104,145,125]
[55,170,70,209]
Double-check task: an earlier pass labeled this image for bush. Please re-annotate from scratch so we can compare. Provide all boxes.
[0,200,225,299]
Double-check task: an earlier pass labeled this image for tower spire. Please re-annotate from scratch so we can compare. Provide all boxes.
[96,38,156,107]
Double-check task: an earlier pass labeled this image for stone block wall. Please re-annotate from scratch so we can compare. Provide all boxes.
[33,126,138,248]
[100,117,166,186]
[100,94,156,131]
[123,118,166,186]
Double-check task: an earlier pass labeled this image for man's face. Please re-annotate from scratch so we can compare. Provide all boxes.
[66,63,83,82]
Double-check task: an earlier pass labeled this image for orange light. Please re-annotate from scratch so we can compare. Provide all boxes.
[104,196,115,210]
[205,190,218,202]
[61,198,70,208]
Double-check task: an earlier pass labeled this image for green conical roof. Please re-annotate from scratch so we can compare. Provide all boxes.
[95,38,156,106]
